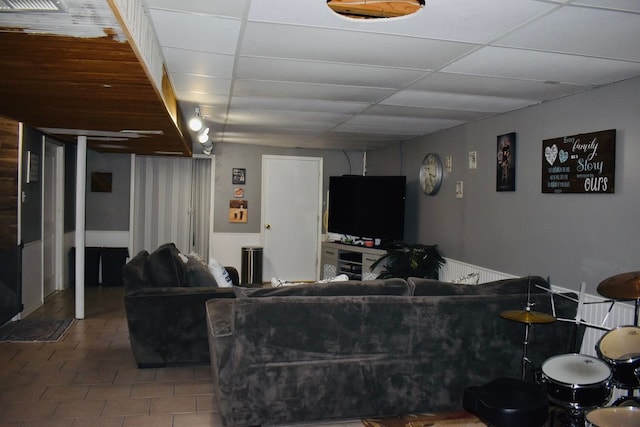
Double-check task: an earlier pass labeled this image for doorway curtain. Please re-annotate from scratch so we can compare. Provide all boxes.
[132,156,213,259]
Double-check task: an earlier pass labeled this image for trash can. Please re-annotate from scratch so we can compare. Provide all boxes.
[69,247,101,287]
[100,247,129,286]
[241,246,263,285]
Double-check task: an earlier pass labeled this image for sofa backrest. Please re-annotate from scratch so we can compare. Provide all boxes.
[233,278,412,297]
[408,275,549,296]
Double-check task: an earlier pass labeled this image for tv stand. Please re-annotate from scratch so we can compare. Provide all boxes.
[320,242,386,280]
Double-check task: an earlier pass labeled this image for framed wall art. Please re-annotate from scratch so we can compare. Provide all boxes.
[542,129,615,194]
[232,168,246,185]
[496,132,516,191]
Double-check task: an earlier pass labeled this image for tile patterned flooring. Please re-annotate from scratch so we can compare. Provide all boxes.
[0,287,364,427]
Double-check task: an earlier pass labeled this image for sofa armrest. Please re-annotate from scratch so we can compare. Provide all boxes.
[124,287,235,367]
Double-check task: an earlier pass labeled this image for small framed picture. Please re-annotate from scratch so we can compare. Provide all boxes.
[497,132,516,191]
[232,168,246,185]
[234,187,244,198]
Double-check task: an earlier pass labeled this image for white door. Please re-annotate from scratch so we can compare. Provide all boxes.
[262,156,322,281]
[43,141,61,297]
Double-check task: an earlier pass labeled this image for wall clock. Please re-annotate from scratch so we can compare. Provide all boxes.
[420,153,443,195]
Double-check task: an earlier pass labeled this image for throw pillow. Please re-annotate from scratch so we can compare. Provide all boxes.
[208,258,234,287]
[184,256,217,287]
[146,243,187,287]
[122,250,150,292]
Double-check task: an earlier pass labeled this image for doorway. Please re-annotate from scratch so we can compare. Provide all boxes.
[261,155,323,281]
[43,140,63,297]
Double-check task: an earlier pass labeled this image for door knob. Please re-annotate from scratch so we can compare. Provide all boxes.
[265,224,271,229]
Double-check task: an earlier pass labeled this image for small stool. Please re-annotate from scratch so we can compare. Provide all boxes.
[463,377,549,427]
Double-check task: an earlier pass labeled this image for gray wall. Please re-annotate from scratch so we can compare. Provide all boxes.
[366,75,640,295]
[212,143,364,233]
[85,150,130,231]
[20,127,42,244]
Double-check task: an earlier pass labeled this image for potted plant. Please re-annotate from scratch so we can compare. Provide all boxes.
[371,241,445,280]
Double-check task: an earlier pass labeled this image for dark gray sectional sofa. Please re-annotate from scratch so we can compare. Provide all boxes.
[123,243,239,368]
[205,276,582,426]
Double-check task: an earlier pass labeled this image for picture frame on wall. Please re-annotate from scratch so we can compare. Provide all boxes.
[496,132,516,191]
[232,168,246,185]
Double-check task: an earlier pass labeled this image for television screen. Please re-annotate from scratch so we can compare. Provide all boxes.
[328,175,406,243]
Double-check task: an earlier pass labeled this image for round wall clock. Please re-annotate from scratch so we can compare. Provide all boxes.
[420,153,443,195]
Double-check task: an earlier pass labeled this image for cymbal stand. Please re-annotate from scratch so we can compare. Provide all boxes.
[519,302,535,381]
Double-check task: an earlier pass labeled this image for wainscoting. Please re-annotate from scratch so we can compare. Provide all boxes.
[441,258,635,402]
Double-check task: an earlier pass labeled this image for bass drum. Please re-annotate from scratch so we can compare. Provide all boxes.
[596,325,640,389]
[586,406,640,427]
[541,353,612,410]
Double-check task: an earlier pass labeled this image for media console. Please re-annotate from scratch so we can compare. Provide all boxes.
[320,242,386,280]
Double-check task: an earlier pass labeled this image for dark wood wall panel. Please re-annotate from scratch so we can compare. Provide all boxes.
[0,116,19,250]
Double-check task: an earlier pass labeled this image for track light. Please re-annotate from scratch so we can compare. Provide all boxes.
[202,140,214,155]
[188,106,203,132]
[198,127,210,144]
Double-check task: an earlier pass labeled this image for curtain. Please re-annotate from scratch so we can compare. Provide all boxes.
[190,157,213,260]
[132,156,194,255]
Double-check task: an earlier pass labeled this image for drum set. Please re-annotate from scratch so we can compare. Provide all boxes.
[498,272,640,426]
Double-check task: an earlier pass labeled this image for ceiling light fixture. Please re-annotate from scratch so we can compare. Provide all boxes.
[202,141,214,155]
[198,127,210,144]
[188,106,203,132]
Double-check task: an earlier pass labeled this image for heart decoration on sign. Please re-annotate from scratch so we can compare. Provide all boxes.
[559,149,569,163]
[545,144,558,165]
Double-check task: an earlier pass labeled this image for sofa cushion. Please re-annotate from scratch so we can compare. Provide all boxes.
[184,257,217,287]
[146,243,187,287]
[122,250,150,292]
[409,276,549,296]
[234,278,411,297]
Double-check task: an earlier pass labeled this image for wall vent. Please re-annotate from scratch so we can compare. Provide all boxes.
[0,0,66,12]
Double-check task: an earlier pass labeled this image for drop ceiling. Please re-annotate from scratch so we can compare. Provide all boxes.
[0,0,639,156]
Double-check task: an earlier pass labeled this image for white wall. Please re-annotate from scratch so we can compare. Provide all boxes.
[366,76,640,296]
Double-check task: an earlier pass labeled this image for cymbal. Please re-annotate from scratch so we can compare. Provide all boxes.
[500,310,557,324]
[598,271,640,300]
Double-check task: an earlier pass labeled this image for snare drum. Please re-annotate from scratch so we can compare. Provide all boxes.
[541,353,612,410]
[586,406,640,427]
[596,325,640,389]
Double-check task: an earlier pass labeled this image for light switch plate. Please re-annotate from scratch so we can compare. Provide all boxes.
[468,151,477,169]
[445,155,453,173]
[456,181,464,198]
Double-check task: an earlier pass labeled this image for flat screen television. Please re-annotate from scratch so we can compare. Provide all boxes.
[328,175,406,243]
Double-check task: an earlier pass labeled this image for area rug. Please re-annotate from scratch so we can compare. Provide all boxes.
[363,410,484,427]
[0,319,74,342]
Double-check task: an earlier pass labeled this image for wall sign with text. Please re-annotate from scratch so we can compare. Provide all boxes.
[542,129,615,194]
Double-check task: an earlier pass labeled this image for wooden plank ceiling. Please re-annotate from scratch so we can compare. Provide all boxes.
[0,31,191,156]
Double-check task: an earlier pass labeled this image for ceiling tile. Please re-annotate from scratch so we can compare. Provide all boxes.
[572,0,640,12]
[235,57,427,88]
[247,0,555,43]
[162,48,234,79]
[232,80,395,103]
[229,97,369,114]
[170,74,231,97]
[147,0,249,18]
[239,22,477,70]
[364,104,490,121]
[382,90,537,112]
[443,46,640,86]
[149,9,241,54]
[410,72,591,100]
[497,6,640,61]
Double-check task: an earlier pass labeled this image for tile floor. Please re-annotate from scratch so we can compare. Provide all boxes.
[0,287,365,427]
